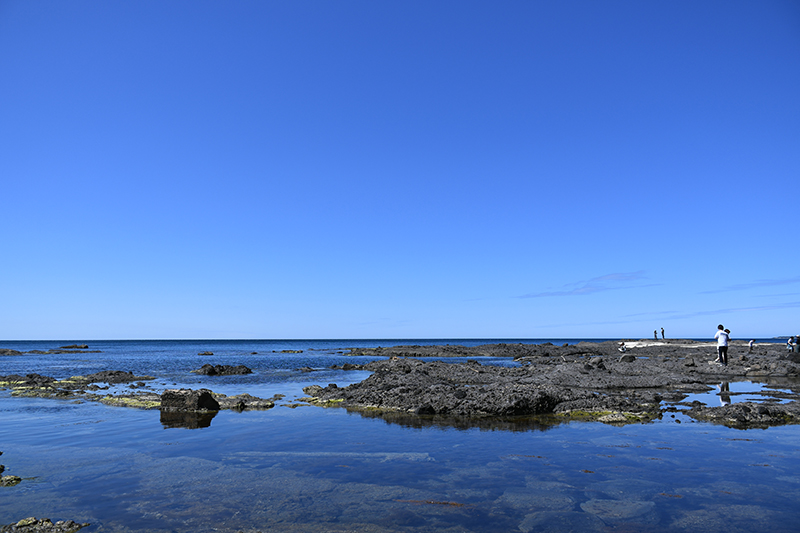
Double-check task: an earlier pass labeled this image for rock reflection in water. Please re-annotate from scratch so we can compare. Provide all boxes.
[160,409,217,429]
[343,407,567,432]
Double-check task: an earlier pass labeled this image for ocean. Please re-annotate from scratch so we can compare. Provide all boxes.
[1,339,798,532]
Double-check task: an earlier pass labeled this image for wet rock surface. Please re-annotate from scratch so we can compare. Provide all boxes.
[0,517,89,533]
[0,475,21,487]
[0,371,277,412]
[161,388,221,411]
[192,364,253,376]
[304,340,800,429]
[0,371,158,403]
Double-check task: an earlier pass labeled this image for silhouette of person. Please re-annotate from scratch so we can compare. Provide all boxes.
[654,330,658,340]
[661,327,665,340]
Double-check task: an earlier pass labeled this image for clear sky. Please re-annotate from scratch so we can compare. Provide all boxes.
[1,1,798,340]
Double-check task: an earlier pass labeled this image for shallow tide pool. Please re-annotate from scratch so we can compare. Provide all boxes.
[2,393,800,533]
[2,340,799,532]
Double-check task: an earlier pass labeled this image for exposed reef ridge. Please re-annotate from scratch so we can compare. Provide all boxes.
[304,340,800,429]
[0,347,100,356]
[0,372,278,412]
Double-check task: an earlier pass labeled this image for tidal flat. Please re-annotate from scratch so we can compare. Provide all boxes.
[1,339,799,532]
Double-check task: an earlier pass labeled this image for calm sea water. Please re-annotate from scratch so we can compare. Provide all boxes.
[1,339,798,532]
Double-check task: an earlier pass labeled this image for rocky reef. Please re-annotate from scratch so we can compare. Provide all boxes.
[0,371,278,413]
[0,344,100,356]
[304,340,800,429]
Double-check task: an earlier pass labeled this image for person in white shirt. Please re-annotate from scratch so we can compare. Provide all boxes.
[714,325,730,366]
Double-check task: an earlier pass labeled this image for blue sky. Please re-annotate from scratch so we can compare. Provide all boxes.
[1,1,798,340]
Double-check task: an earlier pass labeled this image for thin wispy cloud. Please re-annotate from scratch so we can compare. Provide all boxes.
[529,301,800,329]
[650,301,800,321]
[701,275,800,294]
[621,301,800,321]
[518,271,654,298]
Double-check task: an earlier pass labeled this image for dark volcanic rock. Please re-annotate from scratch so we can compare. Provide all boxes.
[0,349,22,356]
[308,358,575,418]
[58,344,88,350]
[1,370,276,412]
[192,364,252,376]
[686,401,800,429]
[214,393,277,410]
[0,374,57,388]
[305,341,800,428]
[160,388,220,411]
[330,363,364,370]
[26,348,101,354]
[83,370,154,384]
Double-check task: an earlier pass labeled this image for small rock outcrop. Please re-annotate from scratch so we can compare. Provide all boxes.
[192,364,252,376]
[215,393,277,410]
[83,370,154,384]
[160,389,220,411]
[0,517,89,532]
[0,475,21,487]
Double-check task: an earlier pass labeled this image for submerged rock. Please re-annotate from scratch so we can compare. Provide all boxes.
[0,475,21,487]
[0,517,89,532]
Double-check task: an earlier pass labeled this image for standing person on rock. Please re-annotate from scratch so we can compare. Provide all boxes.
[661,327,665,339]
[654,330,658,340]
[715,325,730,366]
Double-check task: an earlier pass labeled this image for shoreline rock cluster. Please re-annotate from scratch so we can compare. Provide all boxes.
[304,340,800,429]
[0,370,279,413]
